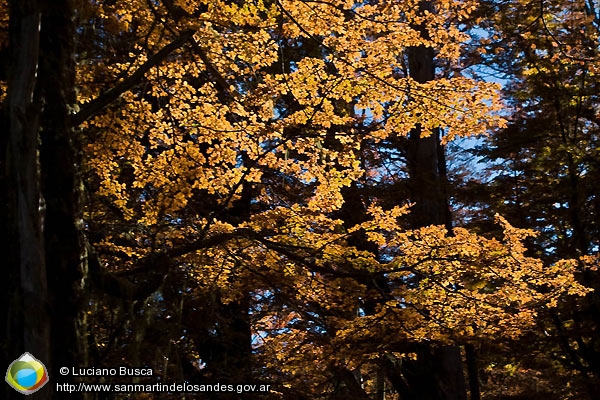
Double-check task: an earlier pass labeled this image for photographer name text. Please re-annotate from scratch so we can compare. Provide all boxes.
[60,366,153,377]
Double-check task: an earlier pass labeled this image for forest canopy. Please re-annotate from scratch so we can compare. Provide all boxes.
[1,0,599,399]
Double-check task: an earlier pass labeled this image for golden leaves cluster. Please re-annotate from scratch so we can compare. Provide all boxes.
[81,0,506,231]
[74,1,592,394]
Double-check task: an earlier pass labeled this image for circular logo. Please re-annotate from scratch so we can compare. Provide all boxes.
[5,352,49,395]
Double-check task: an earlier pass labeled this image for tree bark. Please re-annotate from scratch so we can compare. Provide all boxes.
[38,1,89,398]
[465,344,481,400]
[2,1,50,398]
[396,1,468,398]
[1,1,86,398]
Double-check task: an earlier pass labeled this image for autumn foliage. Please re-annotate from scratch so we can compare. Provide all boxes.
[1,0,598,399]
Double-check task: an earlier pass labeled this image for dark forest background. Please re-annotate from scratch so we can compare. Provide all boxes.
[1,0,599,399]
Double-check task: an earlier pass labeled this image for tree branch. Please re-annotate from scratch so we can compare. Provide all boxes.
[72,29,196,126]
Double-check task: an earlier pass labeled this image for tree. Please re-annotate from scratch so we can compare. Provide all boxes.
[2,4,50,399]
[451,0,600,396]
[1,1,592,399]
[1,0,87,399]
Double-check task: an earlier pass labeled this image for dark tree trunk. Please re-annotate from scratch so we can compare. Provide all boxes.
[38,1,88,398]
[395,1,468,398]
[2,1,86,398]
[465,344,481,400]
[2,1,50,398]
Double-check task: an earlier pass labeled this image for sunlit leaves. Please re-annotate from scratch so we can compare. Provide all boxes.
[68,0,596,397]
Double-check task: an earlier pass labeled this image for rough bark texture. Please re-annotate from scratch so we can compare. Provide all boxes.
[2,1,86,398]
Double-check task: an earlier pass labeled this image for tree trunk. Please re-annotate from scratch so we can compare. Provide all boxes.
[465,344,481,400]
[2,1,50,398]
[1,1,86,398]
[38,1,89,398]
[396,1,468,398]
